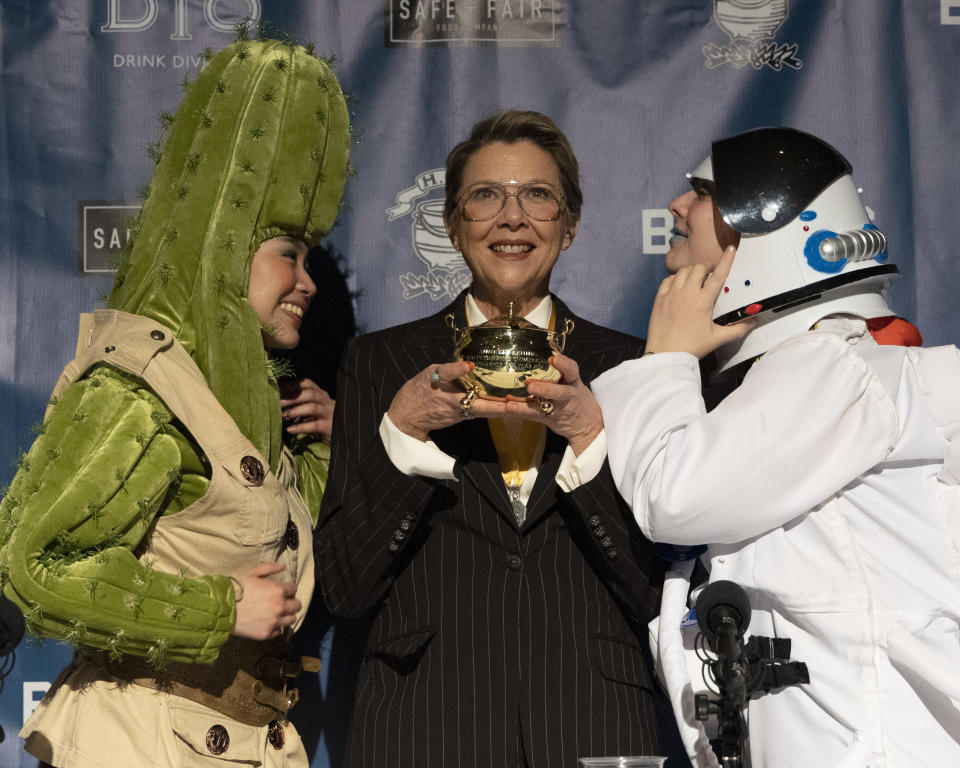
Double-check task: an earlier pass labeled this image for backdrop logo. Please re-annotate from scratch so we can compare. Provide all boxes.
[703,0,802,70]
[944,0,960,24]
[101,0,261,39]
[387,169,470,301]
[79,202,141,274]
[386,0,557,46]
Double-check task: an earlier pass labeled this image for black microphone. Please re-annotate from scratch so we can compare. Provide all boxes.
[0,593,25,657]
[696,580,751,705]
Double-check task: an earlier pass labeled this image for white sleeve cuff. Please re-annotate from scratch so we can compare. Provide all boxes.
[379,413,458,480]
[555,429,607,492]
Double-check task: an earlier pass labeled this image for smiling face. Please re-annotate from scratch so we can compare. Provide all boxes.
[445,140,579,318]
[665,182,727,274]
[247,235,316,350]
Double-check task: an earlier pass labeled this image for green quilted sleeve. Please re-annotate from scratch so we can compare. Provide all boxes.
[0,367,235,665]
[290,435,329,526]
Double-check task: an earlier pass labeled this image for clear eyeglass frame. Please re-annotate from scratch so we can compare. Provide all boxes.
[457,181,566,222]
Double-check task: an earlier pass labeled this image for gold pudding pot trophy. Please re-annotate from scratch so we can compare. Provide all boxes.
[446,302,574,414]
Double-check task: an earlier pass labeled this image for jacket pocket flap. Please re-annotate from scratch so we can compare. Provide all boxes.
[371,628,436,660]
[595,633,655,691]
[168,696,263,762]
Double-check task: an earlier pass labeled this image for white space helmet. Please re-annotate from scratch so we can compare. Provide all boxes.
[692,127,898,370]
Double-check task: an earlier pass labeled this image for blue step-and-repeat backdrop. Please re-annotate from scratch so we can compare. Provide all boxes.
[2,1,959,765]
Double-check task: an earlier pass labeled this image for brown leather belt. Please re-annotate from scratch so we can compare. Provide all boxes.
[94,636,321,726]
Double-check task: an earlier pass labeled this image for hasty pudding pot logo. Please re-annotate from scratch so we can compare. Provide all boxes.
[704,0,802,70]
[387,170,471,302]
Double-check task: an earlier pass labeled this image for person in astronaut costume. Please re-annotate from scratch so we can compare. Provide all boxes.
[593,127,960,767]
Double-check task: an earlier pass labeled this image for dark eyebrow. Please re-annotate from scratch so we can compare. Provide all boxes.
[689,178,716,196]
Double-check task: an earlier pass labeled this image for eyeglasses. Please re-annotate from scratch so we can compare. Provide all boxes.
[458,182,566,222]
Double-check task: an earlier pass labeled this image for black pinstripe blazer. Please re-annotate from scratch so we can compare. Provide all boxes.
[315,293,666,768]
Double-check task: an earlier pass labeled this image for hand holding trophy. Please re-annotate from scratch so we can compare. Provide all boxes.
[446,301,574,415]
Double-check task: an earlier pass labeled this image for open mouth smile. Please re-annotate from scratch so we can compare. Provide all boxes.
[491,243,533,255]
[280,302,305,320]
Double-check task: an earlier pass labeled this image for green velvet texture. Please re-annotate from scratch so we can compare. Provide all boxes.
[0,368,234,663]
[107,37,350,473]
[290,437,331,525]
[0,37,349,665]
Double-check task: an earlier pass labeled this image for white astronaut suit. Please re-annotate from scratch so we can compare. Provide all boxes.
[593,129,960,768]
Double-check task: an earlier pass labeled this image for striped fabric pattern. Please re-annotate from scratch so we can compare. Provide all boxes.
[315,293,666,768]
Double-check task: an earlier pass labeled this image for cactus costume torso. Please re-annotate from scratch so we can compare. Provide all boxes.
[20,310,315,767]
[0,35,349,767]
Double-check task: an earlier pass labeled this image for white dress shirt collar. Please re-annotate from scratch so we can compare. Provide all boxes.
[465,293,553,328]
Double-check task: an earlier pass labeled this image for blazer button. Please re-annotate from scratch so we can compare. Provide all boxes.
[507,555,522,570]
[400,520,412,532]
[600,536,613,548]
[606,548,619,560]
[388,541,400,552]
[393,530,406,542]
[594,525,607,538]
[588,515,601,528]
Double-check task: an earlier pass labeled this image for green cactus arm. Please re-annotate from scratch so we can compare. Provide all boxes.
[289,435,329,526]
[0,367,234,664]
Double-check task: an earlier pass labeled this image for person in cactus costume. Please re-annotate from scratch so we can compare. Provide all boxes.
[0,33,349,768]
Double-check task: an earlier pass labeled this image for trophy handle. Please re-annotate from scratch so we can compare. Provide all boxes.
[557,318,575,353]
[444,313,471,350]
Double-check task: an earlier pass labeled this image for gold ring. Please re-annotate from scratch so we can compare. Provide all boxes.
[538,397,554,415]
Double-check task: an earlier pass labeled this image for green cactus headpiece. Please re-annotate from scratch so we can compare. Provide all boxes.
[107,38,350,472]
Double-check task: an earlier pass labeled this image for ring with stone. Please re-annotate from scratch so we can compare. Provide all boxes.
[538,397,554,415]
[430,367,442,388]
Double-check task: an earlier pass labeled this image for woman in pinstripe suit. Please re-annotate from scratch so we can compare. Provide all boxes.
[315,111,669,767]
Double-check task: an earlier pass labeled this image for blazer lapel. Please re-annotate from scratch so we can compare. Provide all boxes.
[521,297,623,528]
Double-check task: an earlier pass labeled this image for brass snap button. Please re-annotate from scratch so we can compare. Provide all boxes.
[268,720,285,750]
[284,519,299,551]
[206,724,230,755]
[240,455,264,486]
